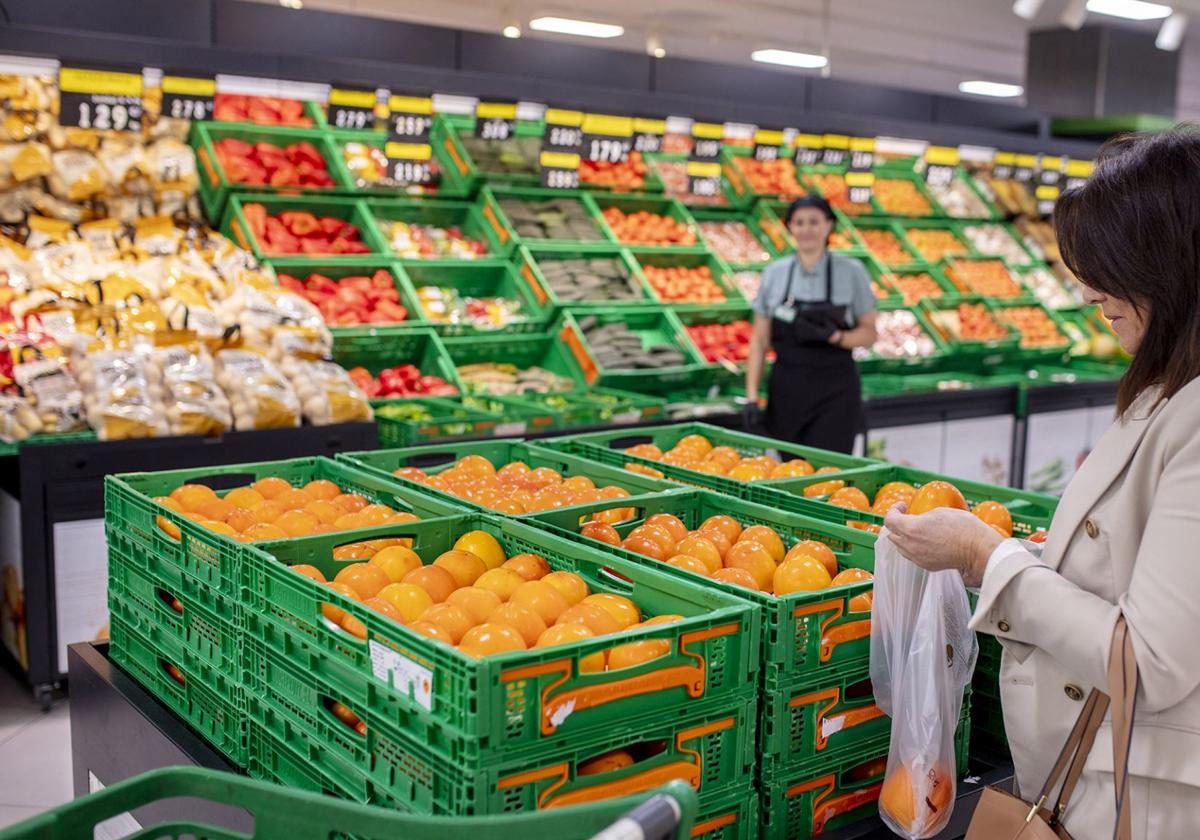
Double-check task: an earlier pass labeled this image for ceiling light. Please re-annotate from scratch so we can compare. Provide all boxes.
[750,49,828,69]
[1061,0,1089,27]
[279,0,303,8]
[528,16,624,38]
[502,24,522,38]
[1086,0,1172,21]
[647,33,666,58]
[959,80,1024,98]
[1156,11,1187,48]
[1013,0,1046,19]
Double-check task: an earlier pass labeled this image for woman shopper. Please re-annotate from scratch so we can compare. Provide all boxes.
[744,195,877,453]
[885,128,1200,838]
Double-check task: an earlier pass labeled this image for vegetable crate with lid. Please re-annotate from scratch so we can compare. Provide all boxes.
[223,194,379,261]
[330,326,466,395]
[555,308,712,392]
[0,766,701,840]
[360,196,512,260]
[521,244,655,308]
[525,489,878,685]
[537,422,876,500]
[240,513,759,768]
[192,122,351,223]
[590,193,706,252]
[756,463,1058,537]
[338,439,676,518]
[398,258,553,337]
[483,186,609,248]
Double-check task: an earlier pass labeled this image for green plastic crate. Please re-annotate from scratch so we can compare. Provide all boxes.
[264,257,428,329]
[919,167,1003,221]
[192,122,351,223]
[449,393,553,435]
[326,126,473,199]
[990,300,1074,364]
[362,196,510,259]
[589,193,705,251]
[870,171,943,219]
[958,220,1039,266]
[939,255,1033,301]
[109,617,248,766]
[647,153,747,209]
[526,489,877,683]
[720,145,807,204]
[0,765,700,840]
[854,302,953,375]
[762,463,1058,537]
[331,327,465,393]
[522,244,654,308]
[692,784,760,840]
[872,262,960,307]
[400,258,553,336]
[799,168,882,217]
[484,186,608,247]
[539,422,876,498]
[372,397,501,448]
[630,249,748,309]
[849,218,926,270]
[921,296,1022,368]
[450,117,545,189]
[556,309,712,393]
[578,152,667,196]
[223,194,379,261]
[442,332,588,396]
[690,206,785,266]
[246,719,371,804]
[104,456,463,598]
[675,306,756,375]
[896,219,973,265]
[338,439,675,516]
[242,513,759,766]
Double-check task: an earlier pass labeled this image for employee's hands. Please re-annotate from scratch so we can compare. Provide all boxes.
[883,503,1006,588]
[794,316,836,343]
[828,329,844,347]
[741,400,761,431]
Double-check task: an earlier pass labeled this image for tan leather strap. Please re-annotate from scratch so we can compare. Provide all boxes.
[1053,689,1110,820]
[1035,689,1107,809]
[1107,619,1138,840]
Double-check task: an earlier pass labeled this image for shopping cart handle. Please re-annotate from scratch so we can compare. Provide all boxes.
[587,793,684,840]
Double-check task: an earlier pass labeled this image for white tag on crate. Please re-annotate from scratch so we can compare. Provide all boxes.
[369,640,433,711]
[612,411,641,425]
[494,422,527,437]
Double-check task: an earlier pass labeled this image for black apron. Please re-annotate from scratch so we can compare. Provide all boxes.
[765,255,864,453]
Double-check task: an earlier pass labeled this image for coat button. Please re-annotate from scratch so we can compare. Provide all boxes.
[1085,518,1099,539]
[1064,684,1084,702]
[998,620,1011,633]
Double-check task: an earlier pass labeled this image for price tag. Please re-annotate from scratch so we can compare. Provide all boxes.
[821,134,849,167]
[1064,158,1093,192]
[992,152,1016,181]
[844,138,875,204]
[475,101,516,140]
[384,141,436,185]
[849,137,875,171]
[753,128,785,161]
[581,113,633,163]
[688,121,723,194]
[1014,154,1037,183]
[328,87,377,131]
[793,133,823,167]
[387,94,433,142]
[541,108,582,189]
[924,145,960,188]
[160,73,214,122]
[632,117,665,153]
[1036,156,1064,215]
[58,65,143,133]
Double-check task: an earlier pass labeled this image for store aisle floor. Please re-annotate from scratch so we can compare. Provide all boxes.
[0,667,72,828]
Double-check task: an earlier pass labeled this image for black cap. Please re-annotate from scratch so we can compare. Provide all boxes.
[784,194,836,223]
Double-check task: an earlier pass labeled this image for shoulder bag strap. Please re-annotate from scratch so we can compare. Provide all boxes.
[1050,689,1109,822]
[1108,618,1138,840]
[1032,689,1109,818]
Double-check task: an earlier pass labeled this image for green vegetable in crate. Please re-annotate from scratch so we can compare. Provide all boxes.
[457,363,576,395]
[461,135,541,175]
[373,403,436,422]
[416,286,523,329]
[536,257,642,302]
[500,198,602,240]
[579,315,688,370]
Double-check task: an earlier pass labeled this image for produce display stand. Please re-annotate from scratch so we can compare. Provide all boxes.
[0,422,377,709]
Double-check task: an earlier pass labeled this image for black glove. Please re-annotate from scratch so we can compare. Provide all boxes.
[742,401,761,431]
[793,311,837,344]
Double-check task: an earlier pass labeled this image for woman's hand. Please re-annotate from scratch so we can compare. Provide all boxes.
[883,504,1006,587]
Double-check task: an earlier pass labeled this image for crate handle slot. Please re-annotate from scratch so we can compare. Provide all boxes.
[596,567,635,593]
[161,659,186,686]
[788,685,885,751]
[322,697,367,737]
[787,772,884,836]
[186,472,258,492]
[793,599,872,663]
[155,588,184,615]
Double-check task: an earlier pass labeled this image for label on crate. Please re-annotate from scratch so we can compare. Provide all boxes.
[753,128,785,161]
[540,150,581,189]
[160,73,215,122]
[541,108,583,189]
[614,410,641,424]
[793,133,823,166]
[581,113,633,163]
[992,151,1016,180]
[688,121,723,195]
[475,100,517,140]
[848,136,875,171]
[494,421,527,436]
[328,86,377,131]
[384,141,436,185]
[821,134,850,167]
[369,640,433,710]
[58,66,144,133]
[387,94,434,141]
[1013,154,1037,183]
[632,116,666,153]
[1064,158,1093,192]
[845,139,875,205]
[924,145,960,188]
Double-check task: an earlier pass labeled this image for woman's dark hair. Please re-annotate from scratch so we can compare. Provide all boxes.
[1054,126,1200,415]
[785,194,836,224]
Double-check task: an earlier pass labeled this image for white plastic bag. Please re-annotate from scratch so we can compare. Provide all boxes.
[870,531,977,839]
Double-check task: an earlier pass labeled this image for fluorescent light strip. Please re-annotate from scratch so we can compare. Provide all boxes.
[1086,0,1172,21]
[751,49,828,69]
[529,16,624,38]
[959,80,1024,98]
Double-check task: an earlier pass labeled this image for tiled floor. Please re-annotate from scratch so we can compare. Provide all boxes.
[0,666,72,829]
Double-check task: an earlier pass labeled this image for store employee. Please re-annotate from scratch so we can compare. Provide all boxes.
[745,195,877,453]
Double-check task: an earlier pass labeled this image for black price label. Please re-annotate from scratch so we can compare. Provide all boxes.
[688,122,723,194]
[581,113,633,163]
[632,117,665,153]
[992,152,1015,180]
[821,134,849,167]
[540,151,581,189]
[58,66,143,133]
[328,88,377,131]
[845,170,874,205]
[160,74,214,122]
[385,141,437,185]
[544,123,583,150]
[793,133,823,167]
[753,128,785,161]
[924,145,959,188]
[1013,154,1037,183]
[1035,160,1063,215]
[848,138,875,172]
[475,101,517,140]
[686,160,721,196]
[541,108,582,190]
[387,95,433,141]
